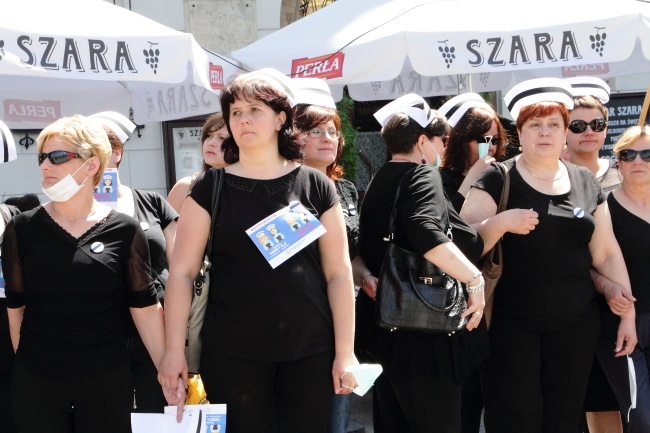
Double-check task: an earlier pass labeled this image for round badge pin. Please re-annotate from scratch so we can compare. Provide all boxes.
[140,222,149,231]
[573,207,585,218]
[90,242,104,253]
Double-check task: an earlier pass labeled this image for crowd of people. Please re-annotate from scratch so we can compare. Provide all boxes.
[0,69,648,433]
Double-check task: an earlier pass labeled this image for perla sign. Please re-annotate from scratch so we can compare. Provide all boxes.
[15,35,138,73]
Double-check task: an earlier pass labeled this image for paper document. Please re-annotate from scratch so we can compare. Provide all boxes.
[132,404,226,433]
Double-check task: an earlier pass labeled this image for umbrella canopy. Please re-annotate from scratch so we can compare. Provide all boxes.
[231,0,650,101]
[0,0,243,129]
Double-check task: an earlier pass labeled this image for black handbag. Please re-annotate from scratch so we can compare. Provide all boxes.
[375,168,468,334]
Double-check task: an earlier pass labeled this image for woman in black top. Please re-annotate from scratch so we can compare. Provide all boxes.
[3,115,165,433]
[294,89,362,433]
[438,93,507,212]
[356,93,487,433]
[596,125,650,432]
[158,69,358,432]
[93,113,178,413]
[461,78,635,433]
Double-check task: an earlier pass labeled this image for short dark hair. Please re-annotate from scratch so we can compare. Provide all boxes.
[219,74,301,164]
[381,108,449,156]
[4,193,41,213]
[294,104,344,179]
[103,126,123,168]
[443,106,507,173]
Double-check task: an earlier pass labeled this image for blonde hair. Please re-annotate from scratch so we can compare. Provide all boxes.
[37,115,112,186]
[613,125,650,155]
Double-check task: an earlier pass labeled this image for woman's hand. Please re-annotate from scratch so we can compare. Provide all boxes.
[158,349,189,421]
[592,269,636,316]
[461,286,486,331]
[500,208,539,235]
[362,274,379,300]
[614,314,637,357]
[332,352,359,395]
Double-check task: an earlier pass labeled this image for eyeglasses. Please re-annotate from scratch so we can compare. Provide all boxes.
[618,149,650,163]
[476,135,500,146]
[38,150,83,166]
[307,128,341,139]
[568,118,607,134]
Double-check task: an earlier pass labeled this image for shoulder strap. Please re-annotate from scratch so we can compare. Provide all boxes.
[204,167,225,257]
[0,204,12,223]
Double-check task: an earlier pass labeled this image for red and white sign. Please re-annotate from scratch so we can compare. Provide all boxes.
[291,53,344,79]
[210,63,224,90]
[4,99,61,123]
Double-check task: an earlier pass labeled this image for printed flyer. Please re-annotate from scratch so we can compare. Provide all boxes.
[245,201,326,269]
[93,167,118,209]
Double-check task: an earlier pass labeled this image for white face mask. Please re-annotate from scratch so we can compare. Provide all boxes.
[42,159,90,202]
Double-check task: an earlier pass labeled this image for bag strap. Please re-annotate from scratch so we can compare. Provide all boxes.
[386,167,417,241]
[204,167,225,260]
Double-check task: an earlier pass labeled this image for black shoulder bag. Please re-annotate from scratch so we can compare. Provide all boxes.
[375,168,468,334]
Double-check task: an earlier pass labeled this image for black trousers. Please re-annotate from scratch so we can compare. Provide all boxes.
[481,314,600,433]
[373,369,462,433]
[200,348,334,433]
[11,360,133,433]
[128,333,166,413]
[0,300,17,433]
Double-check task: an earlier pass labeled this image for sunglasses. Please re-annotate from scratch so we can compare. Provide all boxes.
[38,150,83,166]
[307,128,341,139]
[476,135,499,146]
[568,118,607,134]
[618,149,650,163]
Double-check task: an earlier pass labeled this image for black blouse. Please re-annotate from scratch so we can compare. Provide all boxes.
[190,165,339,362]
[2,208,157,378]
[335,178,360,260]
[474,158,604,330]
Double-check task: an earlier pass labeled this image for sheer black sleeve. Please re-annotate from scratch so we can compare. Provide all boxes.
[126,225,158,308]
[2,219,25,309]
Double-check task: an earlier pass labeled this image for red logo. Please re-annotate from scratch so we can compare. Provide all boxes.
[4,99,61,123]
[291,53,344,79]
[210,63,224,89]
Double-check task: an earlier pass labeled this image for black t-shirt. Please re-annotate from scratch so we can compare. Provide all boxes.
[608,193,650,313]
[190,165,339,361]
[439,166,467,213]
[335,178,359,260]
[474,158,604,330]
[132,189,178,300]
[357,162,488,381]
[2,208,157,378]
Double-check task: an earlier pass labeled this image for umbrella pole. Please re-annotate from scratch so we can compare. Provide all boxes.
[639,85,650,127]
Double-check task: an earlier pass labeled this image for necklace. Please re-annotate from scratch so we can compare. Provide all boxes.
[522,160,564,181]
[51,206,97,222]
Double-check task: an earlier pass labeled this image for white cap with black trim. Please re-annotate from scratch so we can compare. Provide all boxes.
[240,68,297,107]
[374,93,436,128]
[438,93,493,127]
[89,111,136,144]
[566,77,610,104]
[504,78,574,120]
[293,77,337,109]
[0,120,17,164]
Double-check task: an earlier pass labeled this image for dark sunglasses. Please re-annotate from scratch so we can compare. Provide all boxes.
[618,149,650,163]
[568,118,607,134]
[476,135,499,146]
[38,150,83,166]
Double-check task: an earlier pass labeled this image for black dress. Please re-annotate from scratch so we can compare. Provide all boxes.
[474,158,604,433]
[2,208,157,432]
[356,161,488,381]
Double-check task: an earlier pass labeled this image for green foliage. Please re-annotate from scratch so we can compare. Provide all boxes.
[336,91,359,182]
